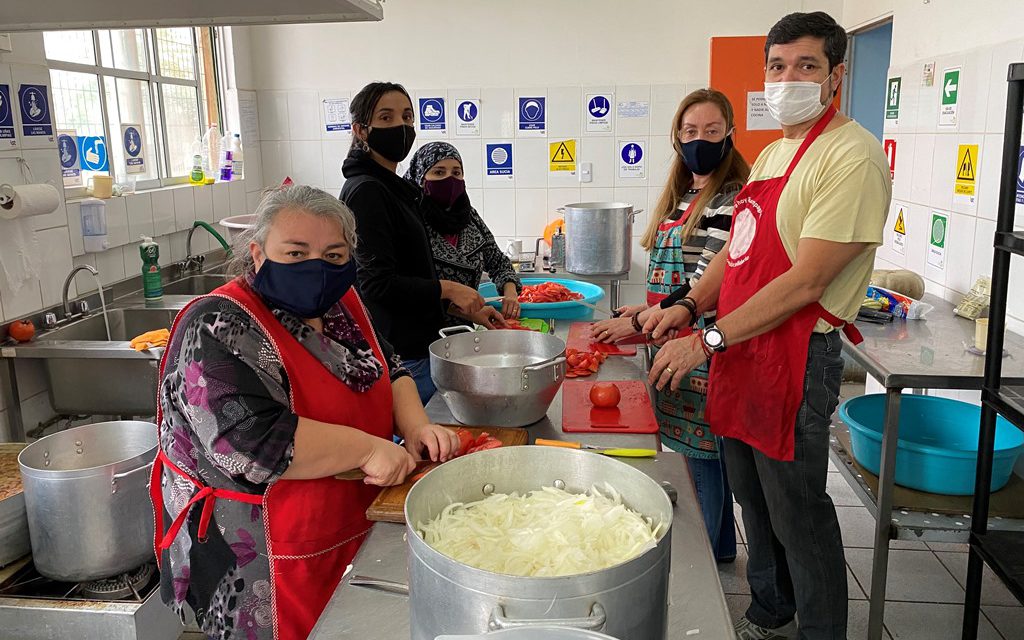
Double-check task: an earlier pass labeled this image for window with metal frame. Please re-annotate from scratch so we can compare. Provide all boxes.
[44,27,223,197]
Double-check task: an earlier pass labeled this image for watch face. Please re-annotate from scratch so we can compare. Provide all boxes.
[705,328,724,348]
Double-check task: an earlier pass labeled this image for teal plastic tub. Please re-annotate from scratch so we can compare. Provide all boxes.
[479,278,605,320]
[839,394,1024,496]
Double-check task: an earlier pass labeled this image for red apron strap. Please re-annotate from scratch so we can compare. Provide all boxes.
[783,106,837,179]
[818,304,864,346]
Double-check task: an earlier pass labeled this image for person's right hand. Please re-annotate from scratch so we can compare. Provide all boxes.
[360,438,417,486]
[442,280,484,315]
[590,316,637,343]
[614,304,647,318]
[643,305,693,341]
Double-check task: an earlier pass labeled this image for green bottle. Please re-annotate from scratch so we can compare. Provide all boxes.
[140,236,163,300]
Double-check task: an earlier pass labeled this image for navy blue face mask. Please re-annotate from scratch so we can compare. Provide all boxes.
[679,135,733,176]
[252,257,357,319]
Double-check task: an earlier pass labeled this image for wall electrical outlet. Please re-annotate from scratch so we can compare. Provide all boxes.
[579,161,593,183]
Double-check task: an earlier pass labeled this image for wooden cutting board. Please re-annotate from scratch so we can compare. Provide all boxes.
[364,425,528,524]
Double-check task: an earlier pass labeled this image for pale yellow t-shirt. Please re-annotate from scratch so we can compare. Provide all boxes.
[747,120,892,332]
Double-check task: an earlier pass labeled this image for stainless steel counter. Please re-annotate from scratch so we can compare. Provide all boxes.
[310,322,733,640]
[838,294,1024,640]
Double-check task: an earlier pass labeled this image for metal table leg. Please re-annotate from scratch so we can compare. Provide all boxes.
[868,387,903,639]
[609,279,620,311]
[2,359,25,442]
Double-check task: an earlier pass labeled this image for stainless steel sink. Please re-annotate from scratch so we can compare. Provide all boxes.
[160,274,232,296]
[4,307,180,416]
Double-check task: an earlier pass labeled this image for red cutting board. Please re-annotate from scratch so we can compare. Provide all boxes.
[566,322,638,356]
[562,380,659,433]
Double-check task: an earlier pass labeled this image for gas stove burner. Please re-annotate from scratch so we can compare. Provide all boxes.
[78,563,156,601]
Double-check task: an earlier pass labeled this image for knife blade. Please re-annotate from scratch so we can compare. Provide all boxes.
[334,460,437,481]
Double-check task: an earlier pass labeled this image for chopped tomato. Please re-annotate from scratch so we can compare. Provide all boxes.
[518,282,584,303]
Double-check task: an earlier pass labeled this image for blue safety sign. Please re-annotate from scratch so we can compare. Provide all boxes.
[518,97,545,132]
[457,101,478,122]
[122,124,145,173]
[486,143,514,177]
[0,85,14,140]
[1016,146,1024,206]
[18,84,52,137]
[588,96,610,119]
[78,135,109,172]
[621,142,643,164]
[58,134,78,170]
[419,97,446,131]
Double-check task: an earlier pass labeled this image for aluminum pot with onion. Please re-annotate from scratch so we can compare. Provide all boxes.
[405,446,673,640]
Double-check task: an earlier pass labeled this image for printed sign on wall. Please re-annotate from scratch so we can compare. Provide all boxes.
[121,124,145,174]
[891,202,907,256]
[883,138,896,181]
[939,67,960,127]
[518,96,546,135]
[0,84,15,147]
[549,139,576,173]
[57,129,81,187]
[455,99,480,136]
[1016,146,1024,206]
[747,92,781,131]
[585,94,613,133]
[927,211,948,270]
[322,97,351,132]
[486,142,513,181]
[78,135,109,172]
[953,143,978,207]
[618,141,645,179]
[18,83,53,138]
[885,77,901,120]
[418,97,446,135]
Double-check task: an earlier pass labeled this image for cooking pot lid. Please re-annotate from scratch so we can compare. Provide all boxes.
[563,201,633,210]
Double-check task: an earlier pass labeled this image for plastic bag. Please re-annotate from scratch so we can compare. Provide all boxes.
[865,285,934,320]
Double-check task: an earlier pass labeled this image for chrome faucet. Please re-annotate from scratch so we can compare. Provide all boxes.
[61,265,101,319]
[180,221,232,276]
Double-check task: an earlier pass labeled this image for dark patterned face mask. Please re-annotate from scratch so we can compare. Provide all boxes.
[423,176,467,209]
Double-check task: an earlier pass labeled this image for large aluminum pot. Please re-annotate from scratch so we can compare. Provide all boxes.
[430,326,566,427]
[406,446,673,640]
[561,202,642,276]
[19,421,157,582]
[437,628,620,639]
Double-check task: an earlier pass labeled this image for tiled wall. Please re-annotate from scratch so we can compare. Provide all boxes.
[0,33,266,440]
[254,83,712,308]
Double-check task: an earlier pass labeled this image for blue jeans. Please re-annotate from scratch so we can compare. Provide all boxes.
[723,332,847,640]
[687,454,737,562]
[404,358,436,406]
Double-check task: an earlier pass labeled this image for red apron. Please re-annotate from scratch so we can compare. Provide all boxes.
[705,107,862,461]
[150,278,393,640]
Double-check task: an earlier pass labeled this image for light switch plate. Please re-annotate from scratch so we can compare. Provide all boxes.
[0,34,11,53]
[579,161,593,183]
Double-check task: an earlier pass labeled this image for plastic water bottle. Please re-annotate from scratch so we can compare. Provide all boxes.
[230,133,244,178]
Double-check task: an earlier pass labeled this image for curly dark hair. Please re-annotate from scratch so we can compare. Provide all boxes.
[765,12,847,70]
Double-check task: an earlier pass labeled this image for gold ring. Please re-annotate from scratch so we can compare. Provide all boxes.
[665,367,674,375]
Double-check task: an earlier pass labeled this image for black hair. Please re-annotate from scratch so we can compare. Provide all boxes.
[765,11,847,70]
[348,81,412,151]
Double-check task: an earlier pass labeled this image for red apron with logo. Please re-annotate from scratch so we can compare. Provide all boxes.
[705,107,862,461]
[150,278,393,639]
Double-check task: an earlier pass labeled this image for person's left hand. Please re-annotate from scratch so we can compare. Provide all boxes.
[471,306,508,329]
[648,334,708,391]
[590,316,637,343]
[501,295,521,319]
[403,423,461,462]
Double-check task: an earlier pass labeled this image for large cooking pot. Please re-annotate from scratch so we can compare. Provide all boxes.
[406,446,673,640]
[19,421,157,582]
[560,202,642,276]
[430,326,566,427]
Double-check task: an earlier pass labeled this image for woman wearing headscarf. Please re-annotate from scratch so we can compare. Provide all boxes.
[405,142,522,325]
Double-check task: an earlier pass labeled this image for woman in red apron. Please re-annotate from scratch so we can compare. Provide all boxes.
[151,185,459,640]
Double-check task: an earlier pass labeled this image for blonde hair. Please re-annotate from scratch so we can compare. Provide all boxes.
[641,89,751,251]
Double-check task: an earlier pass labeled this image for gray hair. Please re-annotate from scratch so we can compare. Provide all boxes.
[229,185,358,275]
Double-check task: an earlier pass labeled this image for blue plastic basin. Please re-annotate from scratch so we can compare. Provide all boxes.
[839,394,1024,496]
[479,278,605,320]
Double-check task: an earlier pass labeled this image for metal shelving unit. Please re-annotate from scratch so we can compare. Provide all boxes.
[962,61,1024,639]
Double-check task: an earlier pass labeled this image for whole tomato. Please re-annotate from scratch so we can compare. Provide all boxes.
[589,382,621,409]
[8,320,35,343]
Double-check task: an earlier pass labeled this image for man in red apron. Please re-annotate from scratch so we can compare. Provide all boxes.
[644,12,890,640]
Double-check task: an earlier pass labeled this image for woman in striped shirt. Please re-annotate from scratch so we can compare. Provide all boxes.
[592,88,749,562]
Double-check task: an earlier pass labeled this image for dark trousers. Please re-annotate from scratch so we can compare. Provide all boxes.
[723,331,848,640]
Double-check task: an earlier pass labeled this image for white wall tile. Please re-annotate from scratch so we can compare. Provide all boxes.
[103,196,129,248]
[647,135,676,190]
[66,201,84,256]
[168,230,189,263]
[35,227,73,307]
[452,139,482,188]
[580,186,614,201]
[971,217,996,284]
[905,203,930,275]
[909,134,935,204]
[985,40,1024,133]
[613,187,649,234]
[889,134,914,203]
[0,276,43,320]
[546,86,581,138]
[212,183,232,222]
[156,235,174,268]
[151,189,176,236]
[240,149,263,193]
[959,49,993,135]
[94,246,126,287]
[650,84,686,136]
[614,137,651,187]
[193,185,215,223]
[976,134,1003,221]
[229,182,248,216]
[466,188,482,211]
[171,186,194,232]
[71,255,97,293]
[515,189,548,237]
[944,213,976,294]
[322,139,351,191]
[290,141,325,188]
[287,90,320,141]
[481,189,516,237]
[20,391,56,434]
[929,134,957,212]
[547,188,580,221]
[246,191,263,218]
[260,141,293,188]
[614,85,652,137]
[914,82,940,134]
[579,137,615,188]
[257,91,289,141]
[514,138,548,189]
[480,88,514,139]
[626,236,648,284]
[125,193,154,240]
[1007,257,1024,325]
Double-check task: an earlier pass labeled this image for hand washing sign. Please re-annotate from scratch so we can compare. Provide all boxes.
[18,84,52,138]
[78,135,109,172]
[122,124,145,174]
[322,97,351,132]
[0,84,15,145]
[418,97,446,134]
[57,129,81,187]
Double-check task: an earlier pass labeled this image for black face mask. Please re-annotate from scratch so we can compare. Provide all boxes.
[365,124,416,163]
[252,258,357,319]
[679,136,733,176]
[421,190,473,235]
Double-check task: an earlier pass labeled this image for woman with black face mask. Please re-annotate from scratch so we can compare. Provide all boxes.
[339,82,490,404]
[404,142,522,327]
[590,88,750,564]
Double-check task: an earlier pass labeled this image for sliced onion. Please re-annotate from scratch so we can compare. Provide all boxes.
[416,484,663,577]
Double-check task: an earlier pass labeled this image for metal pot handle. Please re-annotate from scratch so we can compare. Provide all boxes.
[111,462,152,494]
[521,355,566,378]
[438,325,475,339]
[628,208,645,221]
[489,603,607,631]
[556,207,566,214]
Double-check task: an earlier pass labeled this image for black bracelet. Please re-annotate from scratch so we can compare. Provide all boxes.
[675,297,699,327]
[631,314,643,332]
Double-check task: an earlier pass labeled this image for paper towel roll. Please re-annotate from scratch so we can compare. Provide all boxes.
[0,183,61,220]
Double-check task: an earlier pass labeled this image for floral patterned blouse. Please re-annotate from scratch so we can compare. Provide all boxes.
[155,278,407,640]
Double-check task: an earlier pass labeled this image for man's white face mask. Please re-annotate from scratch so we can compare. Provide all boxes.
[763,77,831,126]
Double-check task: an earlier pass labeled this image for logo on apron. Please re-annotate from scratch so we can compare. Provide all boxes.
[728,196,762,266]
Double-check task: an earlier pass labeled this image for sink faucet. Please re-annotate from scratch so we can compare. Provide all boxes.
[61,265,101,319]
[181,221,232,276]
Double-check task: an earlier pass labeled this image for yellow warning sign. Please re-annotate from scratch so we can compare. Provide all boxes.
[954,144,978,196]
[549,139,576,173]
[894,208,906,234]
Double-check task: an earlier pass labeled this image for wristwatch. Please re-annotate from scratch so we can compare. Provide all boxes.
[702,325,728,353]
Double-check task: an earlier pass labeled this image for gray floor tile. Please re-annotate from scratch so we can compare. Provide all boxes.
[846,548,965,604]
[836,505,927,550]
[848,564,867,600]
[725,594,750,625]
[883,602,1001,639]
[828,472,867,507]
[848,600,892,640]
[926,541,969,552]
[935,551,1023,608]
[982,605,1024,640]
[718,544,750,595]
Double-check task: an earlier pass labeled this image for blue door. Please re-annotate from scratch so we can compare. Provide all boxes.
[847,21,893,141]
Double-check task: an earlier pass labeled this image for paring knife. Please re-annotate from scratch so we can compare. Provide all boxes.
[535,438,657,458]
